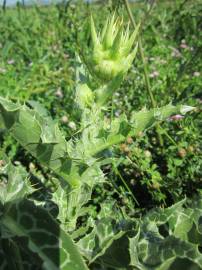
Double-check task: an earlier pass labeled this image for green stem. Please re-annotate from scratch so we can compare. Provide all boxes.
[123,0,156,107]
[10,240,24,270]
[112,162,139,206]
[123,0,164,148]
[2,239,24,270]
[95,75,123,106]
[159,127,178,147]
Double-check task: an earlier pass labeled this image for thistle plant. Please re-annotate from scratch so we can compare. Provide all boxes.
[0,13,196,270]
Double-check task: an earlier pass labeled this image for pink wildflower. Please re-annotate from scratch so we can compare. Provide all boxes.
[7,59,15,65]
[149,71,159,78]
[0,67,6,74]
[169,114,184,121]
[171,48,182,58]
[193,72,200,77]
[55,87,63,98]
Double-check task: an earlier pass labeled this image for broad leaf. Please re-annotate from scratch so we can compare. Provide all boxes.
[1,199,89,270]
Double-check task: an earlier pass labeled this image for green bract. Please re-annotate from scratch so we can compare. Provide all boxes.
[88,14,140,82]
[75,83,94,108]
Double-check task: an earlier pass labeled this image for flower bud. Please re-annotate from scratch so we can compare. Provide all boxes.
[178,148,187,158]
[144,150,152,158]
[87,14,140,82]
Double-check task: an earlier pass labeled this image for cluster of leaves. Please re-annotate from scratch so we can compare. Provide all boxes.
[0,159,88,270]
[0,158,202,269]
[78,194,202,270]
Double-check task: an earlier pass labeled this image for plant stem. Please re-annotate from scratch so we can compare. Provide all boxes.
[2,0,6,12]
[123,0,156,107]
[112,161,139,206]
[10,240,24,270]
[123,0,164,148]
[2,239,24,270]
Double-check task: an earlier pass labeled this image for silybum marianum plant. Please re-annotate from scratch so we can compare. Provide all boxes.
[0,13,197,270]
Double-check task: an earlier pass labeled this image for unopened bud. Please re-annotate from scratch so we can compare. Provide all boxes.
[178,148,186,158]
[61,115,69,123]
[87,14,140,82]
[144,150,152,158]
[0,160,5,167]
[187,146,194,153]
[126,137,133,144]
[120,143,130,153]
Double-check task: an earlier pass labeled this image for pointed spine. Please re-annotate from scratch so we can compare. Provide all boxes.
[101,18,109,41]
[111,26,123,58]
[123,22,130,44]
[127,43,139,66]
[103,13,116,49]
[90,15,100,48]
[124,22,140,55]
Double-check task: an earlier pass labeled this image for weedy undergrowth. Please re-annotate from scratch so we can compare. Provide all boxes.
[0,12,199,270]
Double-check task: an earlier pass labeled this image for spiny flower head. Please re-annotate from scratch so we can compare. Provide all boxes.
[88,14,140,82]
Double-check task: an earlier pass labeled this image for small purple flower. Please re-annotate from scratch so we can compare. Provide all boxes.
[171,48,182,58]
[61,115,68,123]
[153,71,159,77]
[0,160,5,167]
[149,71,159,78]
[115,110,121,117]
[55,87,64,98]
[197,99,202,104]
[0,67,6,74]
[159,59,167,64]
[169,114,184,121]
[193,71,200,77]
[68,121,76,130]
[63,53,69,59]
[7,59,15,65]
[180,43,189,49]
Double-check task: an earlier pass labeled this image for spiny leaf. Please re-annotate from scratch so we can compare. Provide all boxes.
[123,22,140,56]
[82,104,195,157]
[103,12,116,49]
[1,199,89,270]
[0,159,34,204]
[0,97,73,184]
[90,15,100,48]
